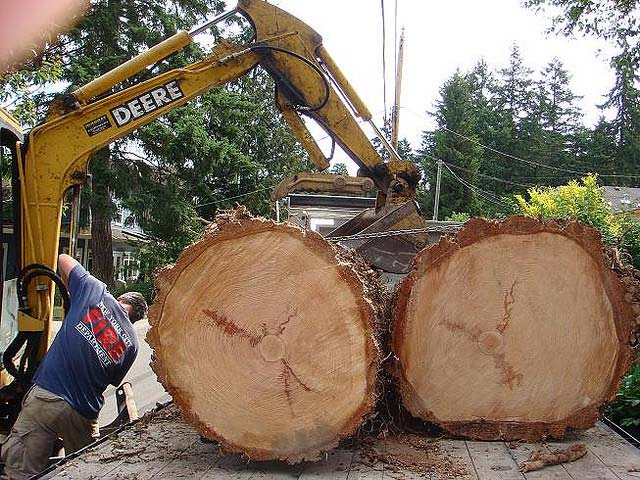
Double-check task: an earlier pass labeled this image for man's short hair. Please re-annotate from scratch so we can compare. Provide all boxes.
[117,292,148,323]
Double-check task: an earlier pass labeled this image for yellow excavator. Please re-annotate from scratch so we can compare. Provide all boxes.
[0,0,427,426]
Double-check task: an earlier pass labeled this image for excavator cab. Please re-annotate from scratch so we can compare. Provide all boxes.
[0,108,25,429]
[1,107,23,342]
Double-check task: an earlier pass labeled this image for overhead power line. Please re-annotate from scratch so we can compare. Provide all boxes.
[195,185,274,209]
[441,162,511,210]
[443,162,534,188]
[421,148,575,188]
[442,126,640,179]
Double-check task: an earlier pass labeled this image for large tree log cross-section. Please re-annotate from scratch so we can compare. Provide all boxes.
[148,209,380,463]
[392,216,635,441]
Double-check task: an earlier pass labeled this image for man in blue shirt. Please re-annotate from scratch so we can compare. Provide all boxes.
[1,254,147,480]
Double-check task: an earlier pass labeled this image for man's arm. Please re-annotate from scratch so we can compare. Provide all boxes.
[57,254,80,289]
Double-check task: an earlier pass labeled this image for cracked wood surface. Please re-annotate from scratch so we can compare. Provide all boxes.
[41,404,640,480]
[392,216,635,441]
[147,209,380,463]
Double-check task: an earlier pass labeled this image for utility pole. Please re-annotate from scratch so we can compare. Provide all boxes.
[391,28,405,150]
[433,159,443,221]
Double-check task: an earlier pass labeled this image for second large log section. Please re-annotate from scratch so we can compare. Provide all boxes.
[147,209,380,462]
[392,216,635,441]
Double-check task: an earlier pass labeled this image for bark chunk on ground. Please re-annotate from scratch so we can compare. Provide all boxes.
[519,443,587,472]
[392,216,635,441]
[147,207,380,463]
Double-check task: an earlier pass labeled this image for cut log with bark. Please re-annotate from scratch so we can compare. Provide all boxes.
[147,208,381,463]
[392,216,635,441]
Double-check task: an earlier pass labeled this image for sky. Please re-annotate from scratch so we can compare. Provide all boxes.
[222,0,616,173]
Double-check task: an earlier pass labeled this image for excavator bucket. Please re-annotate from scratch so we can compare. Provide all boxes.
[271,173,375,201]
[272,171,429,274]
[327,201,427,274]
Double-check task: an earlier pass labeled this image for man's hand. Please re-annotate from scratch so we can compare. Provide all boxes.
[57,254,80,288]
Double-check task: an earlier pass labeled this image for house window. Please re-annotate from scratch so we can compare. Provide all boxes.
[114,251,140,282]
[122,253,140,281]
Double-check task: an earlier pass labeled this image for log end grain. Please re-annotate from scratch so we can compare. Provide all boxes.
[148,208,381,462]
[392,216,635,441]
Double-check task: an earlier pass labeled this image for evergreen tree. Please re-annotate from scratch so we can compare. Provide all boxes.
[465,60,519,197]
[493,45,535,123]
[575,117,618,179]
[534,58,583,173]
[330,163,350,176]
[417,73,483,218]
[51,0,223,286]
[538,58,582,136]
[488,46,538,191]
[525,0,640,186]
[604,46,640,183]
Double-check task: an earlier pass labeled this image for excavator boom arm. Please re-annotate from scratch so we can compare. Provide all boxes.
[14,0,421,351]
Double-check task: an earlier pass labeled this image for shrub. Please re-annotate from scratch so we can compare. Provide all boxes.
[514,174,640,268]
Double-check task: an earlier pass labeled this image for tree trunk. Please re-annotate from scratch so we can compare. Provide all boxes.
[90,209,113,287]
[89,148,114,288]
[147,208,381,463]
[392,216,636,441]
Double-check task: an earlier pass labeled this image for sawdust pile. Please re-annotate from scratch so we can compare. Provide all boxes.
[357,433,468,478]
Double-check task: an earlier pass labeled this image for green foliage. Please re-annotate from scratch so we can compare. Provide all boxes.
[445,212,471,222]
[523,0,640,46]
[524,0,640,187]
[514,174,640,267]
[330,163,349,176]
[123,68,311,238]
[415,47,592,220]
[111,245,172,303]
[514,174,611,231]
[606,362,640,427]
[111,277,155,304]
[0,58,63,127]
[418,72,484,218]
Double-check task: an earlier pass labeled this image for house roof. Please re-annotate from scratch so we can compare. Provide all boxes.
[112,227,149,243]
[602,186,640,214]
